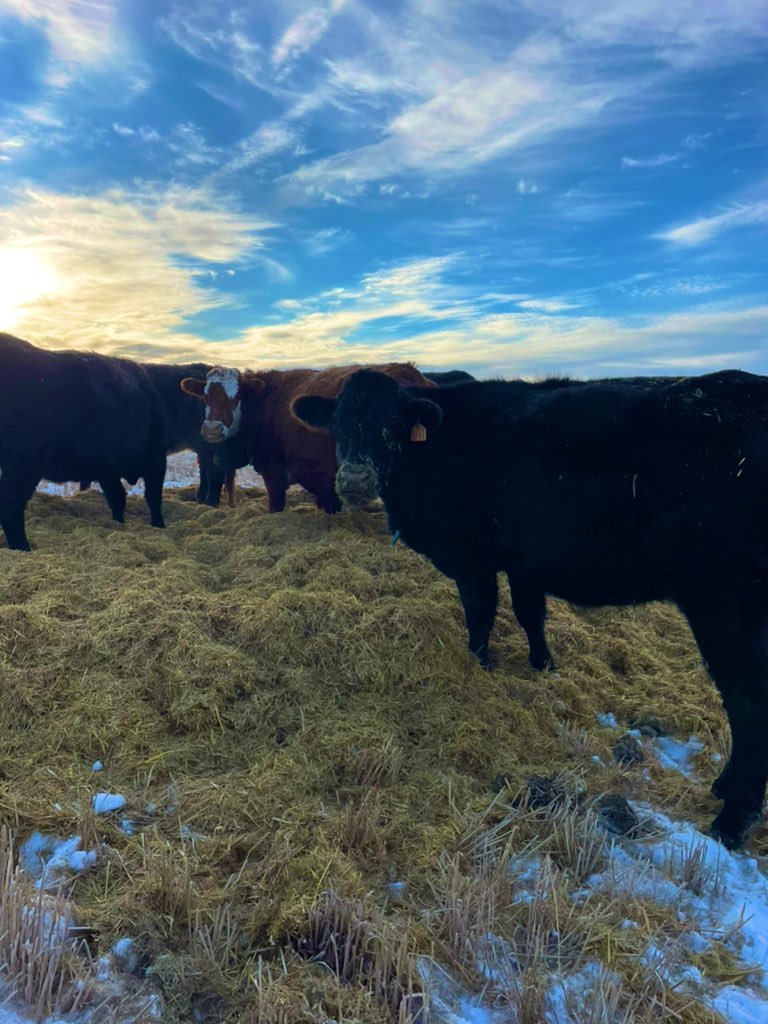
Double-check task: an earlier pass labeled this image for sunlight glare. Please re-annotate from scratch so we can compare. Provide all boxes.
[0,247,60,331]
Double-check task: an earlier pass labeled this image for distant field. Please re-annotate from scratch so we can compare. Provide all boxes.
[1,488,766,1023]
[37,450,265,497]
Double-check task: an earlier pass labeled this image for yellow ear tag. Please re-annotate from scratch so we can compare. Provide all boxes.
[410,422,427,442]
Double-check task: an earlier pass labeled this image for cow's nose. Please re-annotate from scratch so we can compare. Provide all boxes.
[336,460,379,507]
[202,421,227,443]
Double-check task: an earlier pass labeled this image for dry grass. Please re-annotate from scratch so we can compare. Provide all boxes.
[0,484,755,1021]
[0,827,94,1019]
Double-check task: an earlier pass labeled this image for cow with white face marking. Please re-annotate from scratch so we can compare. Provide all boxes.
[180,367,259,444]
[293,366,768,849]
[180,363,435,514]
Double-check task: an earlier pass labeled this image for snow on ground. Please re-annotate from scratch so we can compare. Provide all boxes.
[36,452,264,497]
[418,719,768,1023]
[422,797,768,1023]
[595,709,707,779]
[653,735,705,777]
[20,832,98,890]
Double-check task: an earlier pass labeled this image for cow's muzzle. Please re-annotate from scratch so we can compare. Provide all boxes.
[202,420,228,443]
[335,460,379,508]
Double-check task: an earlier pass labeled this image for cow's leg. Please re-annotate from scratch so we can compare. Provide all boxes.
[316,489,341,514]
[683,597,768,848]
[455,569,499,668]
[196,458,210,504]
[508,579,555,670]
[263,465,288,513]
[142,451,167,529]
[196,456,226,507]
[0,469,39,551]
[99,477,127,523]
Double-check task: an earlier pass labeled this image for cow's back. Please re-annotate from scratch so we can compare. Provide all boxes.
[390,370,768,599]
[0,333,164,482]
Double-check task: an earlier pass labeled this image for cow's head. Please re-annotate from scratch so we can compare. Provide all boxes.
[291,369,442,508]
[180,367,264,443]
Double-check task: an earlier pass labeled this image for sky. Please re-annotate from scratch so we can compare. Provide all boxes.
[0,0,766,378]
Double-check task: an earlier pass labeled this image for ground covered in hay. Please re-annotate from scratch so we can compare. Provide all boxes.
[1,486,767,1023]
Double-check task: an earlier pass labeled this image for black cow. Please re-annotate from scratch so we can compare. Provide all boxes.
[425,370,476,386]
[293,367,768,847]
[0,333,167,550]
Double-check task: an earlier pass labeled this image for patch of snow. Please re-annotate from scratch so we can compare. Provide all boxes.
[93,793,125,814]
[595,712,618,729]
[653,735,704,777]
[418,959,503,1023]
[112,937,139,973]
[545,962,621,1024]
[714,983,768,1023]
[19,832,97,889]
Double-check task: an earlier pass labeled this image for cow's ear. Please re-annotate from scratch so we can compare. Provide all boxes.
[408,398,443,439]
[291,394,337,431]
[244,375,266,394]
[181,377,206,399]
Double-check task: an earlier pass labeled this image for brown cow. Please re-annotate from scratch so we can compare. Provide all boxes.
[180,364,435,513]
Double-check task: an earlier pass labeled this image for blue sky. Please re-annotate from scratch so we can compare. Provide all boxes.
[0,0,766,376]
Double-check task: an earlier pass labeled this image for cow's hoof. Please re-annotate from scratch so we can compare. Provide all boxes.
[709,808,760,850]
[711,775,730,800]
[530,654,557,672]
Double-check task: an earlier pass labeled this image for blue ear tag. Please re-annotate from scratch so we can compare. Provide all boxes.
[391,530,401,546]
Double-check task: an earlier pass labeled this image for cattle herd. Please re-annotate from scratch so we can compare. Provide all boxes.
[2,331,768,849]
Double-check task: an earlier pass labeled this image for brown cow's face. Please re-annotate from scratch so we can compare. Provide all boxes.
[181,367,243,443]
[201,367,242,443]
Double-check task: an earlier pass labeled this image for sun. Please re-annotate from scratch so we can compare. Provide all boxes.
[0,246,60,331]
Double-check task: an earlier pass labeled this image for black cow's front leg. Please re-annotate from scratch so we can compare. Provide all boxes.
[508,580,555,670]
[99,477,127,523]
[196,458,211,504]
[142,451,167,529]
[0,469,39,551]
[456,570,499,668]
[683,595,768,848]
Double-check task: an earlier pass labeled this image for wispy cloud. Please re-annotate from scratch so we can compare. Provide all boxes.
[0,184,272,354]
[656,200,768,245]
[517,297,581,312]
[621,152,679,168]
[288,58,615,197]
[272,2,348,67]
[0,136,25,162]
[0,0,120,85]
[160,6,265,88]
[305,227,353,255]
[519,0,768,68]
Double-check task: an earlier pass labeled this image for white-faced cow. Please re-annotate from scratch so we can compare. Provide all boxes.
[293,367,768,848]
